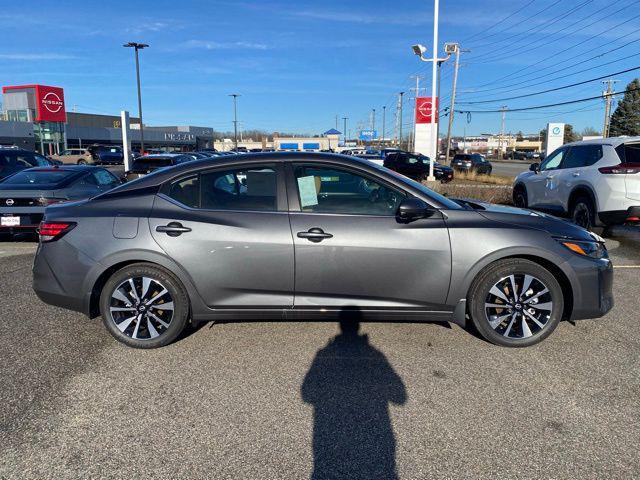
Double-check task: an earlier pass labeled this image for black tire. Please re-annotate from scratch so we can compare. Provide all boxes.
[99,263,190,349]
[468,258,564,347]
[77,159,87,165]
[571,196,595,231]
[513,186,528,208]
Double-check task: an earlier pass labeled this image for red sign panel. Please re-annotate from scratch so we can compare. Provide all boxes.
[415,97,438,124]
[35,85,66,122]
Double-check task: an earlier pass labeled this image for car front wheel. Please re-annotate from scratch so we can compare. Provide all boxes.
[99,263,190,348]
[468,259,564,347]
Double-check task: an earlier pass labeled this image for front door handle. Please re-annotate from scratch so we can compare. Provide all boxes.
[297,227,333,243]
[156,222,192,237]
[572,172,580,177]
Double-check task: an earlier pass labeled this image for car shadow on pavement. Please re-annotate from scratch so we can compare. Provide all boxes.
[301,308,407,480]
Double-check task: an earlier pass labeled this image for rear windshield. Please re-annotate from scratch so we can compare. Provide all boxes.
[1,169,77,185]
[132,157,174,171]
[453,154,471,160]
[616,143,640,163]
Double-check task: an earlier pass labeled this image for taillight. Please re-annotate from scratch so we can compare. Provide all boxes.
[38,222,76,242]
[598,163,640,174]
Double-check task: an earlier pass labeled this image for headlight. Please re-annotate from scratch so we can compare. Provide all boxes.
[556,238,607,259]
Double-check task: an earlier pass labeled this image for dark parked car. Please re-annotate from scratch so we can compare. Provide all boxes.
[384,151,453,182]
[452,153,493,174]
[87,145,125,165]
[124,153,198,181]
[0,165,121,234]
[33,153,612,349]
[0,148,55,180]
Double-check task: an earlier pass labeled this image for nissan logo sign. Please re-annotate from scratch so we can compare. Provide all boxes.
[6,199,14,206]
[42,92,64,113]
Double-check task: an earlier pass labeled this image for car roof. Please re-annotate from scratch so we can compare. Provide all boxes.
[137,153,187,158]
[103,152,386,192]
[564,136,640,147]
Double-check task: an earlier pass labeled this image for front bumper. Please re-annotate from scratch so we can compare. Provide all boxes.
[568,256,614,321]
[599,206,640,225]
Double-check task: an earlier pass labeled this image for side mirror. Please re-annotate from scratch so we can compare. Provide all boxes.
[396,198,430,223]
[529,163,540,173]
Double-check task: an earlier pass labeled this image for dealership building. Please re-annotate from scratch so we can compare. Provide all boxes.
[0,84,215,154]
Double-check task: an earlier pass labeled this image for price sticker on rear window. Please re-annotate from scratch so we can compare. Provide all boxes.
[297,176,318,207]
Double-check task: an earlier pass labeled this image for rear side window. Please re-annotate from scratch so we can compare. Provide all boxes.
[562,145,603,169]
[165,166,278,212]
[616,143,640,163]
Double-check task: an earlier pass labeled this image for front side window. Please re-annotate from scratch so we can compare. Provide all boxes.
[294,165,405,216]
[561,145,603,169]
[540,148,565,171]
[92,170,120,188]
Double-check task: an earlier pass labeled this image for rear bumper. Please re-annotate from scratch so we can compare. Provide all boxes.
[0,212,44,231]
[32,239,96,315]
[598,206,640,225]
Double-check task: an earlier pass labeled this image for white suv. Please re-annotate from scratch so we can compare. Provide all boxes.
[513,137,640,230]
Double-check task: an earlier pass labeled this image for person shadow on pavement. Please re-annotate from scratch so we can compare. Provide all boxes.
[301,311,408,480]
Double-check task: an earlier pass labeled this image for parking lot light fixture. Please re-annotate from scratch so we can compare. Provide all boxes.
[123,42,149,155]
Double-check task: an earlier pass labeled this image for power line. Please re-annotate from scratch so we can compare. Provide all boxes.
[467,0,593,54]
[460,0,538,43]
[455,85,639,113]
[463,10,640,90]
[457,65,640,105]
[460,46,640,98]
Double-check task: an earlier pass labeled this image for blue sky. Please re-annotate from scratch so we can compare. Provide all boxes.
[1,0,638,137]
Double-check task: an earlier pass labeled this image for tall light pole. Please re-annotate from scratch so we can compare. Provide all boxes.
[411,0,450,180]
[342,117,348,143]
[124,42,148,154]
[229,94,240,151]
[382,106,386,147]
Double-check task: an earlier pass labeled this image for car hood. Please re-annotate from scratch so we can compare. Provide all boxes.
[462,200,597,241]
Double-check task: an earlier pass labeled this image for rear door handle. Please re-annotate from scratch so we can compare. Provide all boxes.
[297,227,333,243]
[156,222,191,237]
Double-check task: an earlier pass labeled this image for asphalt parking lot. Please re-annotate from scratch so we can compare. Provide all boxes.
[1,231,639,479]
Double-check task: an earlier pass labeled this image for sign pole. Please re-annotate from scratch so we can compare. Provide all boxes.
[121,110,131,172]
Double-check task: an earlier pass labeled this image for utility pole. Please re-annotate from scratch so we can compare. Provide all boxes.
[410,75,424,153]
[382,106,386,147]
[397,92,405,149]
[602,79,618,138]
[445,44,466,163]
[498,105,507,161]
[342,117,348,143]
[229,94,240,151]
[335,115,339,130]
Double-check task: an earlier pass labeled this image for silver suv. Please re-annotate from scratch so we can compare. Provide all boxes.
[513,137,640,230]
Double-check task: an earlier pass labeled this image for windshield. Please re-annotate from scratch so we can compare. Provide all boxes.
[372,164,463,209]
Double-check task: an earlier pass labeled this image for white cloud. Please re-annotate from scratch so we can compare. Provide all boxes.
[0,53,76,60]
[182,40,269,50]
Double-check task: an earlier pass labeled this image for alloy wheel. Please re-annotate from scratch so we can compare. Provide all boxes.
[573,202,592,230]
[484,274,553,340]
[108,276,174,340]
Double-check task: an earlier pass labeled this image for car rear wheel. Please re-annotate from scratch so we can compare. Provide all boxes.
[77,159,87,165]
[99,263,189,349]
[468,259,564,347]
[571,196,595,231]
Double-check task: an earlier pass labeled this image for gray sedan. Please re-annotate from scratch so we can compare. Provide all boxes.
[0,165,121,234]
[32,153,613,348]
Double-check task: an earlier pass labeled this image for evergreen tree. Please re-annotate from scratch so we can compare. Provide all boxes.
[609,78,640,137]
